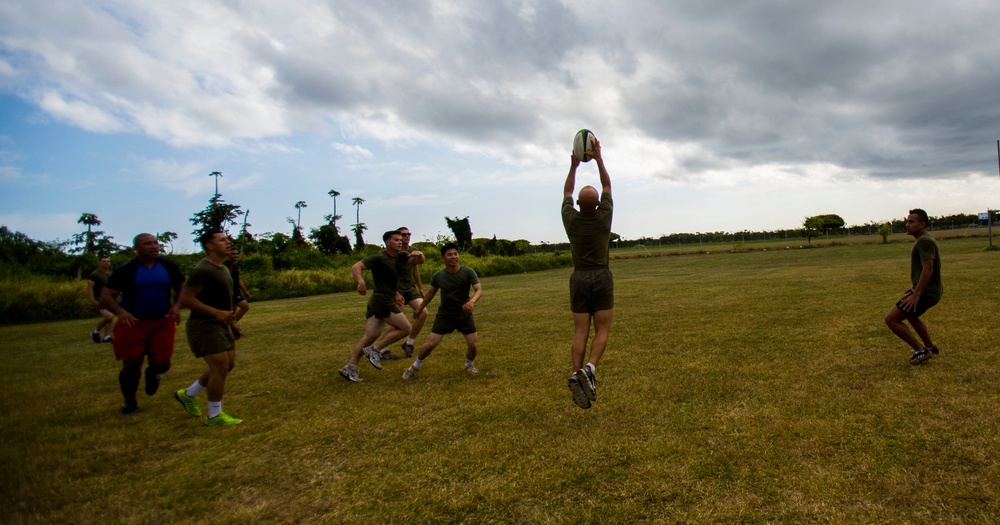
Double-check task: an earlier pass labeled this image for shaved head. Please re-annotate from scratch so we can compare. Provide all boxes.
[577,186,600,213]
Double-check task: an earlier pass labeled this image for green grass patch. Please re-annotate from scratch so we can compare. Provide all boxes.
[1,237,998,522]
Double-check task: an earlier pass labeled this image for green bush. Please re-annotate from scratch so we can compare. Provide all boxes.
[0,277,93,324]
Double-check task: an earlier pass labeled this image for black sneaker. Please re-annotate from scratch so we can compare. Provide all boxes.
[91,330,101,343]
[380,348,398,360]
[120,403,139,415]
[102,335,113,343]
[927,345,939,355]
[568,372,592,409]
[909,349,931,365]
[401,343,415,358]
[144,368,161,396]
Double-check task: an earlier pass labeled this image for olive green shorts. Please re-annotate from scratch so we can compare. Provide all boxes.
[366,294,401,319]
[569,268,614,314]
[186,318,235,358]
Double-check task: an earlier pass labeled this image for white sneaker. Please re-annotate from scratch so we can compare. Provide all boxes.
[464,362,479,374]
[339,364,362,382]
[363,346,382,370]
[402,367,416,380]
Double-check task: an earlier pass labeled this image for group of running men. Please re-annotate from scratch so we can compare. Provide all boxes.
[92,138,944,419]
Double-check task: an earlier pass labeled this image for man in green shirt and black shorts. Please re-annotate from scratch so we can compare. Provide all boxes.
[884,208,943,365]
[562,138,613,409]
[339,230,425,382]
[87,256,114,343]
[402,242,482,380]
[174,230,243,426]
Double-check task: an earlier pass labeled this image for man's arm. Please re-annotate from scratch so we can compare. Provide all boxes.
[180,288,233,324]
[101,288,137,327]
[564,154,581,198]
[462,282,483,314]
[900,259,935,311]
[408,250,425,266]
[591,139,611,196]
[86,280,99,307]
[412,265,424,295]
[351,261,368,295]
[169,282,184,324]
[413,286,438,318]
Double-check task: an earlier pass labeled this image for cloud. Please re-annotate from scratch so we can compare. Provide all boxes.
[331,142,373,159]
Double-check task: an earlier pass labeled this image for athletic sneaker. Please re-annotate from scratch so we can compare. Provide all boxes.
[582,367,597,401]
[102,335,113,343]
[363,346,383,370]
[380,348,398,360]
[909,349,932,365]
[402,366,416,380]
[568,372,592,409]
[927,345,940,355]
[205,412,243,426]
[174,389,202,416]
[120,402,139,415]
[91,330,101,343]
[464,362,479,374]
[339,364,362,382]
[144,368,161,396]
[402,343,415,358]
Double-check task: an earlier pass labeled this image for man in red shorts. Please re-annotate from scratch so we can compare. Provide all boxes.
[102,233,185,415]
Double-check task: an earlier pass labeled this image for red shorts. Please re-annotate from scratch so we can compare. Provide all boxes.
[112,317,177,361]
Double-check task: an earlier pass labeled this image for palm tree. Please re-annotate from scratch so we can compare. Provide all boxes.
[77,213,101,253]
[209,171,223,198]
[328,190,341,228]
[352,197,365,228]
[294,201,307,231]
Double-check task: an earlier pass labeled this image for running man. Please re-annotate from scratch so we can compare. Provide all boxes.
[884,208,943,365]
[174,230,243,426]
[339,230,425,382]
[383,226,428,360]
[87,256,115,343]
[101,234,185,415]
[562,138,613,409]
[402,242,482,380]
[224,248,251,324]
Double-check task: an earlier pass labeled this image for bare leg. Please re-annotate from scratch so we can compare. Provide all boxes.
[203,350,236,403]
[885,306,923,352]
[374,312,411,351]
[416,333,444,360]
[571,313,592,370]
[588,309,614,367]
[908,315,934,348]
[349,317,385,366]
[463,332,478,362]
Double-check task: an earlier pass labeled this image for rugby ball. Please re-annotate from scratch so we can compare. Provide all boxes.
[573,129,598,162]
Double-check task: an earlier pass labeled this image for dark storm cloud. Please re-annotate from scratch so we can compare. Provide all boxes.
[617,0,1000,179]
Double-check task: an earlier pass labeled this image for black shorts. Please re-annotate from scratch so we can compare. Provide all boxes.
[366,294,401,319]
[895,291,939,317]
[399,289,422,303]
[233,293,246,304]
[569,268,614,314]
[431,313,477,335]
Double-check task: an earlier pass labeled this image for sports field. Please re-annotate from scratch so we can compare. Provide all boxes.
[1,236,997,523]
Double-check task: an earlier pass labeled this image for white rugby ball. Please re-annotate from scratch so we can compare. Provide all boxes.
[573,129,598,162]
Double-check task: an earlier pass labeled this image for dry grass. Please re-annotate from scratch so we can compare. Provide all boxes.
[1,236,997,523]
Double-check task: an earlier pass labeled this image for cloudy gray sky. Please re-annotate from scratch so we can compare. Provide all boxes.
[1,0,998,251]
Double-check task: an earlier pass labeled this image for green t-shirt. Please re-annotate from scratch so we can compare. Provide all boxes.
[397,256,419,294]
[87,269,110,299]
[562,192,613,270]
[429,266,480,315]
[911,233,943,303]
[361,250,410,298]
[184,259,234,320]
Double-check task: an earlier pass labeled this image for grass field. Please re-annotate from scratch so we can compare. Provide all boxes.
[1,236,997,523]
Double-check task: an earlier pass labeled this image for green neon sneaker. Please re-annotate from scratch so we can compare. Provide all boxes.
[205,412,243,426]
[174,389,201,416]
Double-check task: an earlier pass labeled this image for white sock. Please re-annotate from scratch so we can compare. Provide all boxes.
[412,359,422,370]
[406,338,415,345]
[185,380,205,398]
[466,359,475,368]
[208,401,222,418]
[586,363,596,374]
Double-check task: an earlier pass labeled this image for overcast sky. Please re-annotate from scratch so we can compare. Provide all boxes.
[2,0,998,252]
